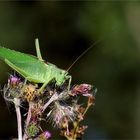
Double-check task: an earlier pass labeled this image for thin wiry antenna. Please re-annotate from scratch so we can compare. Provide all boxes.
[66,39,101,71]
[66,26,119,71]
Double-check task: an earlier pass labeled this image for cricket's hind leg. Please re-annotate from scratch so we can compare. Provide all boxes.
[35,38,43,61]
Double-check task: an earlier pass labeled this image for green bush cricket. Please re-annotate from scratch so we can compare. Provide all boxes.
[0,39,72,93]
[0,36,102,94]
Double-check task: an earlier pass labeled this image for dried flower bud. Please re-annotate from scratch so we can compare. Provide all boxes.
[27,123,40,137]
[77,125,88,135]
[35,130,51,140]
[78,107,85,114]
[8,75,21,87]
[71,84,93,97]
[88,95,95,106]
[3,75,23,100]
[43,130,52,139]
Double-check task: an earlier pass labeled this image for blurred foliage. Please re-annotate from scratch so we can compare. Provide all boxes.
[0,1,140,139]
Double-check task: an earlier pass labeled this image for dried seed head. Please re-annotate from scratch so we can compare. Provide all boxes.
[71,84,93,97]
[43,130,52,139]
[3,77,23,102]
[8,75,21,87]
[48,102,76,128]
[31,101,43,122]
[23,84,37,102]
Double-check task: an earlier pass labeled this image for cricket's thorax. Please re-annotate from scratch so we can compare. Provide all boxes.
[45,63,68,86]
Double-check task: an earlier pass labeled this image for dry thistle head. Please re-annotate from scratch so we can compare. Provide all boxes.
[8,75,21,88]
[3,75,23,103]
[47,101,76,128]
[71,83,93,97]
[22,84,38,102]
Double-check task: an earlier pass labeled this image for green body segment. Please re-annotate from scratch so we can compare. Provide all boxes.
[0,47,69,86]
[0,47,49,83]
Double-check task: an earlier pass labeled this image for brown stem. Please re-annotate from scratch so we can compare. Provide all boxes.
[23,102,32,140]
[73,104,91,140]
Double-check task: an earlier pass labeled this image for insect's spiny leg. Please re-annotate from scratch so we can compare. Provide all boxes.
[38,80,50,94]
[67,75,72,92]
[23,79,27,86]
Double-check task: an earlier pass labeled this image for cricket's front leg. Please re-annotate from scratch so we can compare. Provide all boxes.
[67,75,72,91]
[38,80,50,94]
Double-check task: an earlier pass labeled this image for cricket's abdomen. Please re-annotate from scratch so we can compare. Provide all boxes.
[0,47,49,83]
[10,61,50,83]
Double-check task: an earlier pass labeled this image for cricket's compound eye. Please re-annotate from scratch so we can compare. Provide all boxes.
[60,70,67,76]
[60,70,67,81]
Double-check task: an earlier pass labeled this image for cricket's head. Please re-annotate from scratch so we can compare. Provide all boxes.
[55,70,68,86]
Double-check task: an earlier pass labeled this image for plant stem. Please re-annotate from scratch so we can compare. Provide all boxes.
[14,98,22,140]
[42,92,58,112]
[73,104,91,140]
[23,102,32,140]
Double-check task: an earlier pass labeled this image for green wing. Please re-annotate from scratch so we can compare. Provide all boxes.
[0,47,48,83]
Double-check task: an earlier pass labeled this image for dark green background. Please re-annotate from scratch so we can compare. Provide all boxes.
[0,1,140,139]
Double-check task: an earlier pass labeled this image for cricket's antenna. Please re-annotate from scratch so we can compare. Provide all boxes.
[66,26,119,71]
[66,39,101,71]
